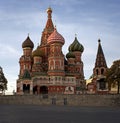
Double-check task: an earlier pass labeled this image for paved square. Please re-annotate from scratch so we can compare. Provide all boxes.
[0,104,120,123]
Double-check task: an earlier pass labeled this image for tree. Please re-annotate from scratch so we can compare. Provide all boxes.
[106,60,120,94]
[0,66,7,94]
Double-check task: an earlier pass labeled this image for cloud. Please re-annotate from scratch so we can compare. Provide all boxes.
[0,44,20,58]
[0,11,42,30]
[50,0,86,6]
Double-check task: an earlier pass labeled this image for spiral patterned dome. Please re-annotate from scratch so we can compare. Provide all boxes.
[32,46,43,57]
[47,27,65,44]
[66,52,75,59]
[68,37,84,52]
[22,36,34,49]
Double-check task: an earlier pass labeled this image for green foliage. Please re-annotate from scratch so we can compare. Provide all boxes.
[106,59,120,92]
[0,67,8,92]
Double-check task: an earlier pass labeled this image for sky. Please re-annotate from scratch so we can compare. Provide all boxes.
[0,0,120,93]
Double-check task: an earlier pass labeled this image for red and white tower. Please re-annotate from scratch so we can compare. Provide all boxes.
[47,27,65,76]
[19,35,34,77]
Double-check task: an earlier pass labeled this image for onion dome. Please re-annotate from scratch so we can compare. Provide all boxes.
[66,52,75,59]
[22,35,34,49]
[68,36,84,52]
[47,27,65,44]
[32,46,43,57]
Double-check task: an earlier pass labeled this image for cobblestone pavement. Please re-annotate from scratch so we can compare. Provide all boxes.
[0,104,120,123]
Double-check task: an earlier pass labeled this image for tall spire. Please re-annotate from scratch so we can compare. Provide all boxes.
[40,7,54,46]
[45,7,54,29]
[47,7,52,19]
[95,39,107,68]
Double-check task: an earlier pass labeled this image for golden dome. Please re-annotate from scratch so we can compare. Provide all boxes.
[46,7,52,13]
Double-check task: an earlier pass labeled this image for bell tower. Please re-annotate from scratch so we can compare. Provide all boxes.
[93,39,107,76]
[93,39,108,93]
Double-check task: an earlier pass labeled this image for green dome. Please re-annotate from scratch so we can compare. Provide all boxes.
[68,37,84,52]
[32,46,43,57]
[66,52,75,59]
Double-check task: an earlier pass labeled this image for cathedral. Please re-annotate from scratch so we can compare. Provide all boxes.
[16,7,85,95]
[16,7,108,95]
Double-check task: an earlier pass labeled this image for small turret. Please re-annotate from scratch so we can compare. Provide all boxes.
[22,35,34,49]
[68,35,84,63]
[68,36,84,52]
[22,35,34,56]
[19,35,34,77]
[32,46,43,64]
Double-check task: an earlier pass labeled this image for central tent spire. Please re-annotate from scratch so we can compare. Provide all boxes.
[47,7,52,19]
[40,7,54,46]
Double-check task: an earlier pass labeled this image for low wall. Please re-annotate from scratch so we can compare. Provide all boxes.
[0,94,120,106]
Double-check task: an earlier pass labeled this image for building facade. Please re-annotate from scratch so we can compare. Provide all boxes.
[87,39,108,94]
[16,8,85,95]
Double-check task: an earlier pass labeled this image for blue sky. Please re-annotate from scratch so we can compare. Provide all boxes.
[0,0,120,93]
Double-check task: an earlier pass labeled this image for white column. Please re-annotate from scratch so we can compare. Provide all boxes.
[30,82,33,94]
[20,81,23,94]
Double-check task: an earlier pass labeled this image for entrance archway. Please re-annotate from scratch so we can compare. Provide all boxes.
[40,86,48,94]
[98,78,106,90]
[23,84,30,94]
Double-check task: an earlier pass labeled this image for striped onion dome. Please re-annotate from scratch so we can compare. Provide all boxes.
[66,51,75,59]
[32,46,43,57]
[68,36,84,52]
[47,27,65,44]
